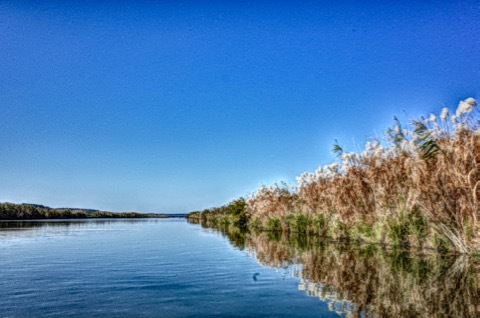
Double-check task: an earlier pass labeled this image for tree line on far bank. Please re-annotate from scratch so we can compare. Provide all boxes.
[0,202,165,219]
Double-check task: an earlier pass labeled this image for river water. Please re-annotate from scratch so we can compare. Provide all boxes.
[0,219,478,317]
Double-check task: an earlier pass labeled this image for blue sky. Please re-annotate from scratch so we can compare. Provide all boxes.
[1,1,479,213]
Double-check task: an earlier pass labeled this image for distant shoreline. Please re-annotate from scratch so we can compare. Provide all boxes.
[0,202,185,220]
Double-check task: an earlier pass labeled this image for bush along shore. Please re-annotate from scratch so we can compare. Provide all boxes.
[0,202,166,219]
[189,98,480,254]
[187,198,248,228]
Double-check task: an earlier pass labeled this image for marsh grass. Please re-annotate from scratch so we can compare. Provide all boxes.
[246,98,480,253]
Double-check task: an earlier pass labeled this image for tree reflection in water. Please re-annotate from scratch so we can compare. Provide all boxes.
[190,220,480,318]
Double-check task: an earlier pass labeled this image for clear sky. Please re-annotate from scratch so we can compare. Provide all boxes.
[1,1,479,213]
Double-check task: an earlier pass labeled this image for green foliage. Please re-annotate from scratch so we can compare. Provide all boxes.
[388,220,409,247]
[266,218,282,232]
[227,198,248,227]
[387,116,407,148]
[413,120,440,159]
[248,218,261,231]
[186,198,248,228]
[386,209,429,248]
[432,233,452,253]
[407,208,428,239]
[352,220,375,241]
[335,220,350,240]
[0,202,163,220]
[267,230,283,241]
[293,214,311,233]
[332,139,343,157]
[314,214,330,237]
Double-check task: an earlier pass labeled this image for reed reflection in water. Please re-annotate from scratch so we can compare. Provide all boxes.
[191,220,480,318]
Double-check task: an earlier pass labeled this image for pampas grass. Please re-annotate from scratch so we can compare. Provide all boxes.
[247,98,480,253]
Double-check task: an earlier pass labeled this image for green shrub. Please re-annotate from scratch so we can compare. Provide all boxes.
[267,218,282,232]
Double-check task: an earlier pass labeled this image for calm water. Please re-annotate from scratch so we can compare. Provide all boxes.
[1,219,479,317]
[0,219,335,317]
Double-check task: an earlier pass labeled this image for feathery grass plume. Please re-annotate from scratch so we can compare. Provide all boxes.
[440,107,449,121]
[456,97,477,117]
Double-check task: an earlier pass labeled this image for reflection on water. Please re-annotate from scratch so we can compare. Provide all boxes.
[190,220,480,318]
[0,219,156,243]
[0,219,152,229]
[1,219,343,317]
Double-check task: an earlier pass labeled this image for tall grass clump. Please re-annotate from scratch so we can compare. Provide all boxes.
[247,98,480,253]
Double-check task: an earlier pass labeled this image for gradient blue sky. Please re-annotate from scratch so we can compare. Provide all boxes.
[1,1,479,213]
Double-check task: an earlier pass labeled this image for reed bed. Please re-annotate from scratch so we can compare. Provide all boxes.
[247,98,480,253]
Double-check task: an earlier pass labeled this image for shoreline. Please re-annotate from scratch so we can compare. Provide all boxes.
[0,202,170,220]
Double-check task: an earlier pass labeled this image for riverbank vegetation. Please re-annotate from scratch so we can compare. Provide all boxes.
[0,202,166,219]
[187,198,248,228]
[189,98,480,254]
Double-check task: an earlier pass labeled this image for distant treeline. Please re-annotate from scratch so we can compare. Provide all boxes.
[0,202,166,220]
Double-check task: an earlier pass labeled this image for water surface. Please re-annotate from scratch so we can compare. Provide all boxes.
[1,219,479,317]
[0,219,334,317]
